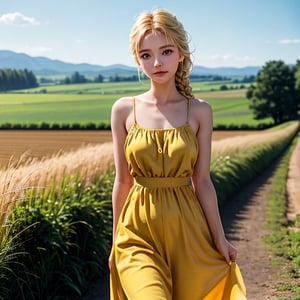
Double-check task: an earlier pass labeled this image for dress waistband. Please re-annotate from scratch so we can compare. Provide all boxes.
[134,176,190,188]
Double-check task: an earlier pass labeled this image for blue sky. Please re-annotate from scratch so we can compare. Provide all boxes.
[0,0,299,68]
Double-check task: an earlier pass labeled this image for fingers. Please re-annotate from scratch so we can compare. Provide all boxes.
[229,248,237,262]
[224,245,237,265]
[224,254,231,265]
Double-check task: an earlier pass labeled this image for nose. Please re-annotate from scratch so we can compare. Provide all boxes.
[154,57,162,67]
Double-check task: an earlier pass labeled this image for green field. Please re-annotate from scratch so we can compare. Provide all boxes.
[0,81,272,126]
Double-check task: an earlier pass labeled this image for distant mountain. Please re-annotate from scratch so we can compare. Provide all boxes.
[192,65,260,77]
[0,50,137,77]
[0,50,260,77]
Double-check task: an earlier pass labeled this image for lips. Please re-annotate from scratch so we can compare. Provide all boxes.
[153,71,168,75]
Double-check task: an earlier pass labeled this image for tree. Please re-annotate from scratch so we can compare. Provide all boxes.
[0,68,38,91]
[246,60,298,124]
[94,74,104,83]
[220,84,228,91]
[71,72,87,84]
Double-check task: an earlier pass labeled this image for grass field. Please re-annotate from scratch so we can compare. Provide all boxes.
[0,94,112,124]
[0,81,273,126]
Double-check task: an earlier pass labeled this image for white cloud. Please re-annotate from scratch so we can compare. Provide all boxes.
[279,39,300,45]
[0,12,40,26]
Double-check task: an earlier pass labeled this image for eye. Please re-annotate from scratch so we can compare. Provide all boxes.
[162,49,173,55]
[140,53,150,60]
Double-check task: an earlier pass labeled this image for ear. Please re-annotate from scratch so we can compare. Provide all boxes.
[179,55,184,62]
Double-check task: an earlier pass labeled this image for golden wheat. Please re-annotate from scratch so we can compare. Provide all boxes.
[0,142,114,225]
[1,142,114,188]
[211,122,299,160]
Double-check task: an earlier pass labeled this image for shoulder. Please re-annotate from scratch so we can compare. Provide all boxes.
[188,98,213,135]
[111,96,136,134]
[112,96,133,113]
[190,98,212,121]
[111,96,134,121]
[190,98,212,113]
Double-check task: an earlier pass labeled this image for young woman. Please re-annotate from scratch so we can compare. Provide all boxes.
[109,8,247,300]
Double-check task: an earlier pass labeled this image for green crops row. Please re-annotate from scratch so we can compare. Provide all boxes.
[0,122,273,131]
[211,122,300,206]
[0,122,111,130]
[0,173,114,299]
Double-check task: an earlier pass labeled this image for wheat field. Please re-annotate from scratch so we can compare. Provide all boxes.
[1,124,298,226]
[0,130,261,168]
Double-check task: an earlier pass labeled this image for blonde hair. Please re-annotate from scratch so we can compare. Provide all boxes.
[130,9,194,99]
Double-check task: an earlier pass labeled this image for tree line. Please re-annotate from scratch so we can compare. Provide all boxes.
[61,73,250,85]
[0,70,142,90]
[60,72,143,85]
[0,69,253,91]
[0,69,38,91]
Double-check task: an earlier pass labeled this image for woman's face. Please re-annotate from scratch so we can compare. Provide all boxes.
[137,31,182,83]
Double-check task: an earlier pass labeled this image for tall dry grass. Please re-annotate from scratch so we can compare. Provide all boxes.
[211,122,299,161]
[0,142,114,226]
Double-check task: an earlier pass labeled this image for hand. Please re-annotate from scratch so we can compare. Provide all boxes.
[215,237,237,265]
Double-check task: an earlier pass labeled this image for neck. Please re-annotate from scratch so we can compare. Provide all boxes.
[149,81,183,104]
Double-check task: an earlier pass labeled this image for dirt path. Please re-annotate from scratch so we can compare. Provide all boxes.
[221,163,282,299]
[84,140,300,300]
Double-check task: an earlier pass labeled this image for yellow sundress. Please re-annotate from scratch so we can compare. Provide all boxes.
[110,98,247,300]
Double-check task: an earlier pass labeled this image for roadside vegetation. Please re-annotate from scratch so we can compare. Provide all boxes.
[0,143,114,299]
[263,132,300,299]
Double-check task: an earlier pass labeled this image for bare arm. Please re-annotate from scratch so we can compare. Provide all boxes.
[191,100,236,264]
[111,98,134,242]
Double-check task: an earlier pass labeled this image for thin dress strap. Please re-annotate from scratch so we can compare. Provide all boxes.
[133,97,137,124]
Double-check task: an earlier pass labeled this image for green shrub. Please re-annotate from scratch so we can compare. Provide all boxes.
[263,133,300,296]
[3,171,113,299]
[40,122,50,129]
[211,122,299,206]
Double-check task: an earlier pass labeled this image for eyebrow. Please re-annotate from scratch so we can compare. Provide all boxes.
[139,44,175,54]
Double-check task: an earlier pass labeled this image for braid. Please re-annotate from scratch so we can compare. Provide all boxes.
[175,58,194,99]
